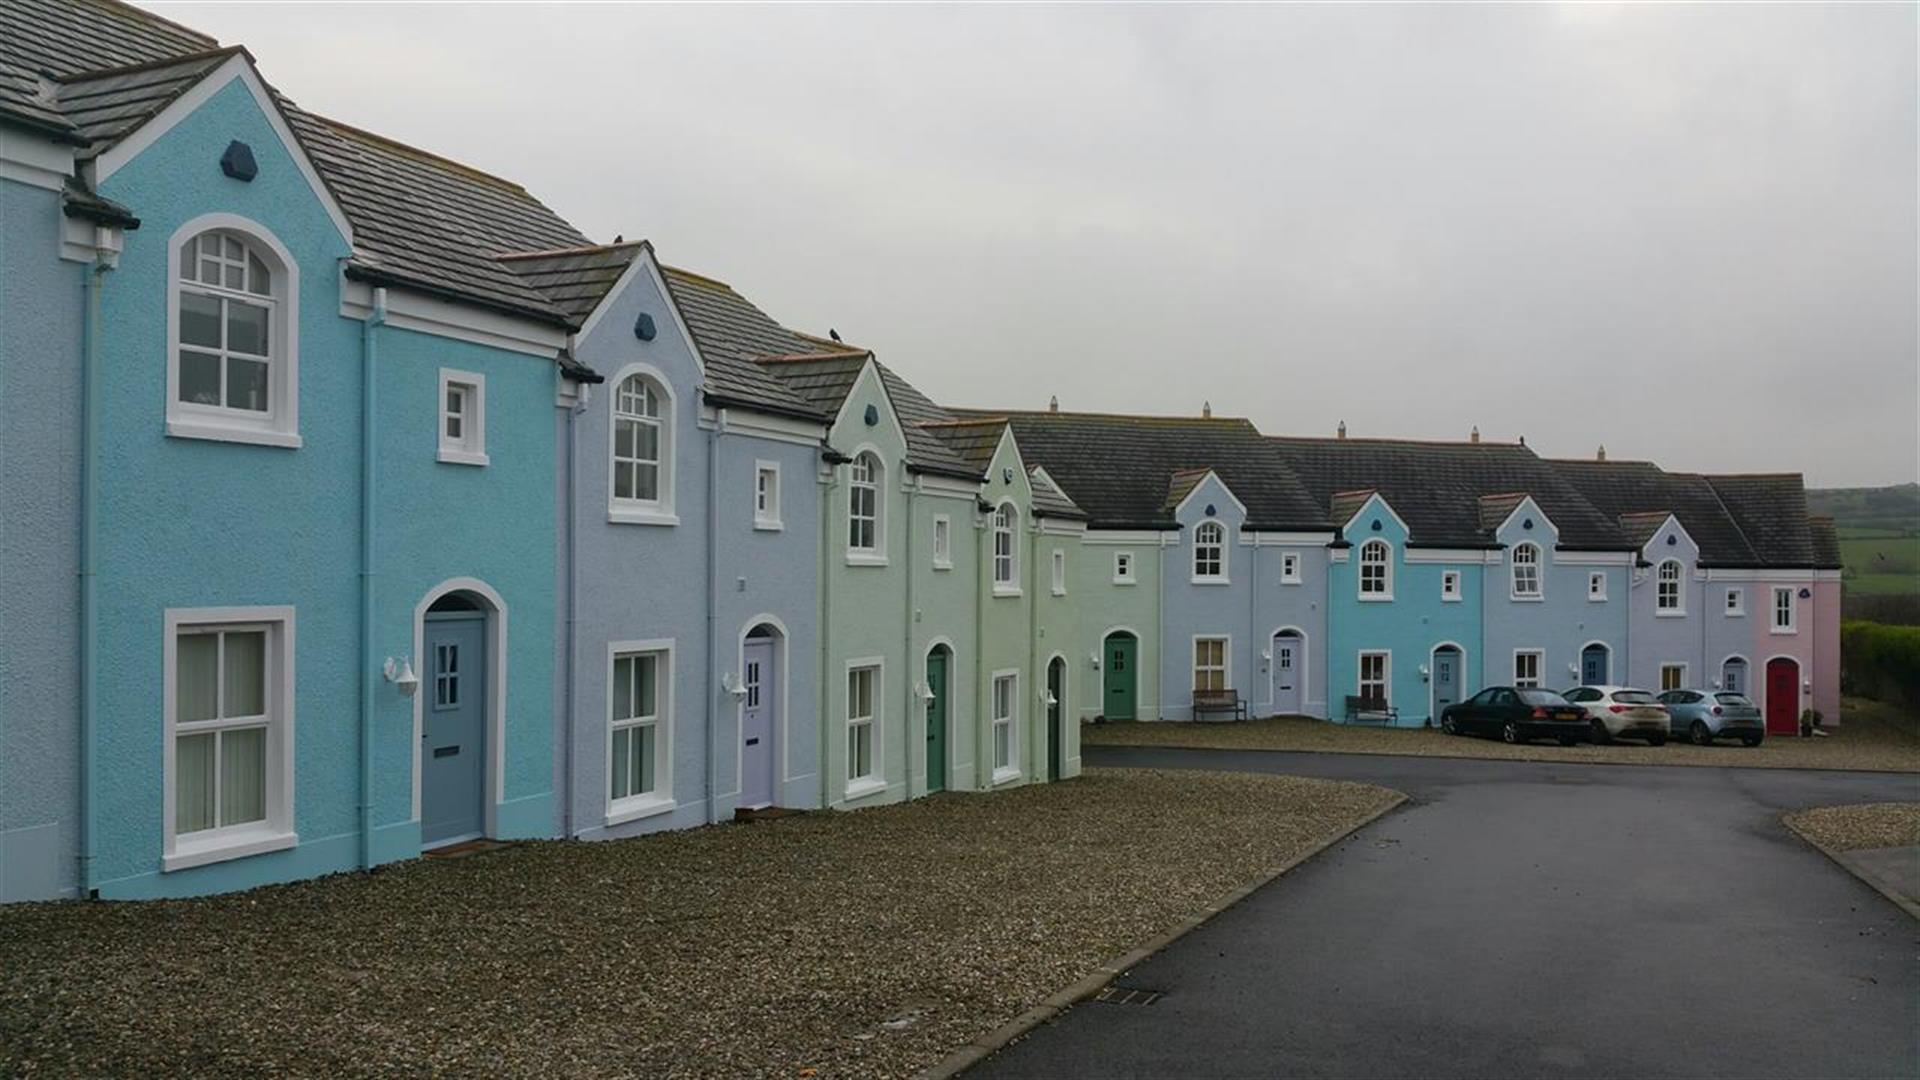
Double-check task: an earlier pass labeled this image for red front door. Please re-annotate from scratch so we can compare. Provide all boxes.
[1765,658,1800,735]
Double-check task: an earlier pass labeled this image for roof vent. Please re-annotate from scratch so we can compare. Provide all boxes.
[634,313,656,341]
[220,140,257,182]
[1469,426,1479,444]
[1337,421,1347,440]
[1597,444,1607,462]
[1049,395,1059,413]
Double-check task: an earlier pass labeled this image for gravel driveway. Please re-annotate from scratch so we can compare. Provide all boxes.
[1784,802,1920,851]
[1087,696,1918,773]
[0,768,1397,1079]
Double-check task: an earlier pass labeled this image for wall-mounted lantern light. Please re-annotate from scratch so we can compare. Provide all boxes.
[383,656,419,697]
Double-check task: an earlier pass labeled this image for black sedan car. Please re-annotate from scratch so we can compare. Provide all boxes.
[1439,686,1589,745]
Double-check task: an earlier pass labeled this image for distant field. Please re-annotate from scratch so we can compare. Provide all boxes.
[1840,534,1918,598]
[1814,485,1918,603]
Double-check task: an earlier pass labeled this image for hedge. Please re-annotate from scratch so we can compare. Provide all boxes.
[1841,620,1920,707]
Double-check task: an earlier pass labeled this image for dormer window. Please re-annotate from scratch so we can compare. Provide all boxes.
[1193,521,1226,582]
[168,221,299,447]
[992,502,1019,593]
[1656,560,1683,613]
[1358,539,1392,599]
[1510,543,1541,599]
[847,452,882,557]
[610,369,675,523]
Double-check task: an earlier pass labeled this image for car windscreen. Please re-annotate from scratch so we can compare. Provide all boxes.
[1516,690,1571,706]
[1715,693,1755,707]
[1612,690,1659,704]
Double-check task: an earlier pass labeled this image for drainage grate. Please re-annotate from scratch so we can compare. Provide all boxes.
[1092,985,1162,1007]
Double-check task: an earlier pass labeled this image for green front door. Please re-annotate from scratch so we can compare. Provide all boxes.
[1047,658,1064,780]
[1104,633,1137,721]
[926,650,948,792]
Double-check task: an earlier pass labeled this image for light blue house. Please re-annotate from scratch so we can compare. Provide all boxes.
[1,4,585,898]
[1477,492,1631,696]
[499,243,829,837]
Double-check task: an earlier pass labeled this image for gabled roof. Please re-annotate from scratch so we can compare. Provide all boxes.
[1701,473,1820,568]
[1476,493,1529,534]
[53,46,234,153]
[1028,465,1088,522]
[1329,489,1379,528]
[1808,516,1842,570]
[0,56,77,138]
[1269,436,1627,550]
[1163,468,1216,514]
[955,410,1328,532]
[496,240,645,323]
[0,0,212,82]
[1546,458,1824,567]
[918,418,1010,474]
[1616,510,1674,550]
[748,342,980,478]
[653,266,840,423]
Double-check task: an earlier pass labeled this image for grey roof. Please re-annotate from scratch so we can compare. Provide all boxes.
[3,0,588,327]
[1700,473,1821,568]
[1028,466,1088,521]
[752,352,978,478]
[0,56,75,138]
[1550,459,1801,567]
[1329,489,1378,529]
[1809,516,1841,569]
[497,242,641,323]
[960,410,1328,532]
[1270,436,1628,550]
[917,419,1007,473]
[656,266,838,422]
[1616,510,1672,550]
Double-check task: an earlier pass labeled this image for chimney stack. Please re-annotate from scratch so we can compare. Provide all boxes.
[1597,444,1607,462]
[1202,401,1212,419]
[1469,426,1479,444]
[1048,395,1059,413]
[1337,420,1347,440]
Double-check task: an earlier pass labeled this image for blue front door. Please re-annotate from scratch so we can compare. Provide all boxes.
[1581,645,1609,686]
[422,614,487,847]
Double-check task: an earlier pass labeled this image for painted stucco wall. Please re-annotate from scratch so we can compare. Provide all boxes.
[0,168,84,901]
[905,480,981,798]
[1073,532,1162,723]
[1158,475,1252,721]
[1753,577,1820,728]
[1624,519,1704,690]
[1327,499,1485,727]
[1700,573,1756,697]
[560,257,714,838]
[1483,500,1628,698]
[1249,542,1331,719]
[975,432,1035,789]
[88,76,556,898]
[1032,523,1084,778]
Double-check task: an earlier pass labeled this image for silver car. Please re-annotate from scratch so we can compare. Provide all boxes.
[1657,690,1765,747]
[1562,685,1670,746]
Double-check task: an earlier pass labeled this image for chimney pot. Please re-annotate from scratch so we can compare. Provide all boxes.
[1469,426,1479,443]
[1337,420,1347,440]
[1048,395,1058,413]
[1597,444,1607,462]
[1202,401,1212,419]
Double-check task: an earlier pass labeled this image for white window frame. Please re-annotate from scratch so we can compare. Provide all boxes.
[1440,569,1462,602]
[1510,543,1542,600]
[1358,539,1393,600]
[166,216,301,448]
[1357,650,1390,704]
[992,501,1020,595]
[1725,587,1745,617]
[1113,551,1136,585]
[991,669,1020,784]
[932,514,952,570]
[1280,551,1302,584]
[1051,548,1067,596]
[1513,649,1544,689]
[1660,662,1689,691]
[846,659,884,798]
[1771,586,1798,634]
[1587,571,1607,602]
[436,368,487,466]
[162,605,297,872]
[1192,521,1228,583]
[752,460,782,530]
[1193,636,1230,692]
[846,451,885,564]
[608,366,677,525]
[1656,559,1684,615]
[606,640,675,825]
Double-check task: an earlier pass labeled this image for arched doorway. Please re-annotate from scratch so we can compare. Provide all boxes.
[418,585,501,848]
[1580,642,1611,686]
[1764,657,1800,735]
[1721,656,1749,695]
[740,621,784,809]
[924,644,952,792]
[1271,629,1306,715]
[1430,643,1464,725]
[1102,631,1138,721]
[1047,656,1067,781]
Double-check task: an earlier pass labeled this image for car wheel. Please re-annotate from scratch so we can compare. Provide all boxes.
[1440,714,1457,735]
[1647,733,1667,747]
[1689,720,1712,747]
[1589,719,1611,746]
[1502,721,1522,744]
[1741,735,1763,748]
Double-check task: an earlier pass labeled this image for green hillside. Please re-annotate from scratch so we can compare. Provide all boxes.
[1811,483,1919,622]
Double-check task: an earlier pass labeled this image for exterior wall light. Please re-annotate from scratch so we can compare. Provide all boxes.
[383,656,419,697]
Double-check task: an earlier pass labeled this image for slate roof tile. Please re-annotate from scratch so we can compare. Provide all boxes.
[1701,473,1819,568]
[1028,466,1088,521]
[1545,458,1812,566]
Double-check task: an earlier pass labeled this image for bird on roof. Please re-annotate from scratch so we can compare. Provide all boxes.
[829,328,842,343]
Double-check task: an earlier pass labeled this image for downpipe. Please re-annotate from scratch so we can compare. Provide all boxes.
[357,286,387,871]
[77,251,111,898]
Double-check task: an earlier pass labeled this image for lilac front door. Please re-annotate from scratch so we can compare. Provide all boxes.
[742,640,776,808]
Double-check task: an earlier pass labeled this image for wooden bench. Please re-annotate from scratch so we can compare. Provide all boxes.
[1344,694,1398,725]
[1193,688,1248,721]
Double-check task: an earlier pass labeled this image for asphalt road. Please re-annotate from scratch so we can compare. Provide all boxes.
[974,748,1920,1079]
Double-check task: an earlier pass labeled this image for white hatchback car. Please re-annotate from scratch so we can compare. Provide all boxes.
[1561,686,1670,746]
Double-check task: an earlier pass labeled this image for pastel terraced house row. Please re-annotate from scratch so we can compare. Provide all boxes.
[0,0,1839,905]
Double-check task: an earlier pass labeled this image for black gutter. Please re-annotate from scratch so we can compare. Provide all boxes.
[343,263,578,330]
[62,198,139,230]
[0,108,89,146]
[702,389,828,425]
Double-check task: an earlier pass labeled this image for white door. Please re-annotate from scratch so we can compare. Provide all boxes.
[741,640,775,808]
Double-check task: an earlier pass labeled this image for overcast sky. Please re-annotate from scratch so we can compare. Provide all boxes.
[159,2,1917,487]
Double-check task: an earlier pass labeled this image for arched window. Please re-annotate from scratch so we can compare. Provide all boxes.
[1657,560,1683,612]
[848,452,881,554]
[169,221,297,444]
[1358,539,1392,598]
[1511,543,1541,598]
[611,372,670,514]
[1193,521,1226,580]
[993,503,1018,589]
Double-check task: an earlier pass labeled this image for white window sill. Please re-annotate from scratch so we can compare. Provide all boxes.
[1510,595,1543,603]
[844,778,887,801]
[1656,610,1687,618]
[609,506,680,527]
[753,519,784,532]
[1769,627,1799,636]
[992,766,1022,787]
[605,796,676,827]
[1281,579,1302,586]
[437,448,489,467]
[166,419,302,450]
[1725,610,1745,618]
[1112,578,1136,586]
[845,552,889,568]
[1588,596,1607,603]
[1191,577,1229,586]
[993,585,1022,598]
[1051,587,1067,597]
[1358,594,1394,603]
[163,828,297,873]
[1441,595,1462,603]
[933,560,953,571]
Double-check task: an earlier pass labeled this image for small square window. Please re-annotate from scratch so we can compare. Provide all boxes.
[1114,551,1135,584]
[437,369,487,466]
[1660,663,1688,691]
[1280,551,1302,584]
[1588,571,1607,601]
[1725,588,1745,616]
[753,462,781,529]
[1514,650,1543,688]
[1441,570,1462,602]
[932,515,952,569]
